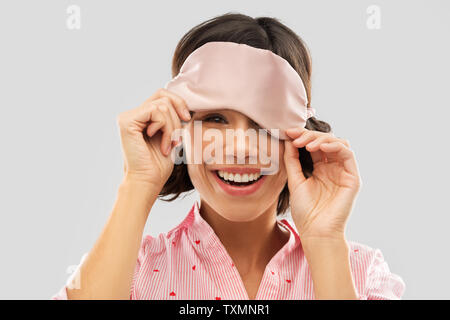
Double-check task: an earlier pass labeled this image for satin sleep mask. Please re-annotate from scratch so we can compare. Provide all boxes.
[164,41,316,140]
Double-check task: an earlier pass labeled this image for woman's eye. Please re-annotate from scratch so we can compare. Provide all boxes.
[251,120,262,129]
[204,115,227,123]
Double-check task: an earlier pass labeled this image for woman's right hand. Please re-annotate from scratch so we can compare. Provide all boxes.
[116,88,191,189]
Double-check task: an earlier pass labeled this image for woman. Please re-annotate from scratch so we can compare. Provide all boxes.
[52,13,405,300]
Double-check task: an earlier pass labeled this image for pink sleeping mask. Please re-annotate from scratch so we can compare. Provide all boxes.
[164,41,316,140]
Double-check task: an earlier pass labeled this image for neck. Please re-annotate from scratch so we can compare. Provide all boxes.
[199,199,289,272]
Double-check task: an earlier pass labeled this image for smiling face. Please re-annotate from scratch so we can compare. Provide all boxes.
[183,109,288,222]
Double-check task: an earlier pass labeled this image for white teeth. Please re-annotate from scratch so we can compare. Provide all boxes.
[217,170,261,182]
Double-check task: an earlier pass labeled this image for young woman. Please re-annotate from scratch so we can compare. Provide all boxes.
[52,13,405,300]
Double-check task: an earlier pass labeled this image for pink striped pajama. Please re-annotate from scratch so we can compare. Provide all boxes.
[52,200,405,300]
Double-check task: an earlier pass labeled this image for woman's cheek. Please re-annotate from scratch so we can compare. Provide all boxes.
[187,164,207,191]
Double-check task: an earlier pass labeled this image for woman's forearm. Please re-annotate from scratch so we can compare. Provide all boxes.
[302,237,359,300]
[66,176,161,299]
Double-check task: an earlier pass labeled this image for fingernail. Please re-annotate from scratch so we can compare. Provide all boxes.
[183,110,191,120]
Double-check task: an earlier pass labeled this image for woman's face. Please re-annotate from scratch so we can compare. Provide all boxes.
[183,109,288,222]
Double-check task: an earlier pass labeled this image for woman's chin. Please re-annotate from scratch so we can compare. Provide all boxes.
[219,214,261,223]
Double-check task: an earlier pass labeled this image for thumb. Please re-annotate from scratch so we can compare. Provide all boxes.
[283,139,306,189]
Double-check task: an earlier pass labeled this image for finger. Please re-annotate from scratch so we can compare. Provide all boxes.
[143,104,172,155]
[319,142,360,176]
[145,105,166,137]
[286,127,335,140]
[306,136,351,164]
[292,130,342,150]
[285,126,307,139]
[304,135,335,152]
[154,99,182,152]
[300,135,332,164]
[283,140,306,188]
[149,88,191,122]
[155,96,184,131]
[292,130,318,148]
[146,118,165,138]
[305,136,351,153]
[337,138,351,148]
[309,148,327,164]
[154,104,175,156]
[162,98,183,147]
[131,100,162,125]
[117,102,159,133]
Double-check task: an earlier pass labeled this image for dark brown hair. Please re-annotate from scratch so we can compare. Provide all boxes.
[159,12,332,216]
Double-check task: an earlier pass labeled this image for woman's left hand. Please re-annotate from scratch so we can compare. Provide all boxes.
[283,127,362,241]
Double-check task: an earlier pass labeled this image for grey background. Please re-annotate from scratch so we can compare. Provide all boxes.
[0,0,448,299]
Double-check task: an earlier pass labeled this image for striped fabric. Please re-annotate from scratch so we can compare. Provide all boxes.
[52,200,405,300]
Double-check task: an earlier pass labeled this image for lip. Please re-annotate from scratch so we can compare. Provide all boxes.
[211,170,267,196]
[213,167,261,175]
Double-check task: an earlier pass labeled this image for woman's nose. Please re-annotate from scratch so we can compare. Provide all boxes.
[224,123,259,164]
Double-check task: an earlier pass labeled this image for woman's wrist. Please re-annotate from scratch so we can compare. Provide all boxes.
[301,236,350,269]
[301,237,358,299]
[118,175,162,217]
[301,235,348,250]
[121,173,164,193]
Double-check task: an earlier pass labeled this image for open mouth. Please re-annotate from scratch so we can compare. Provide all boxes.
[214,170,264,187]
